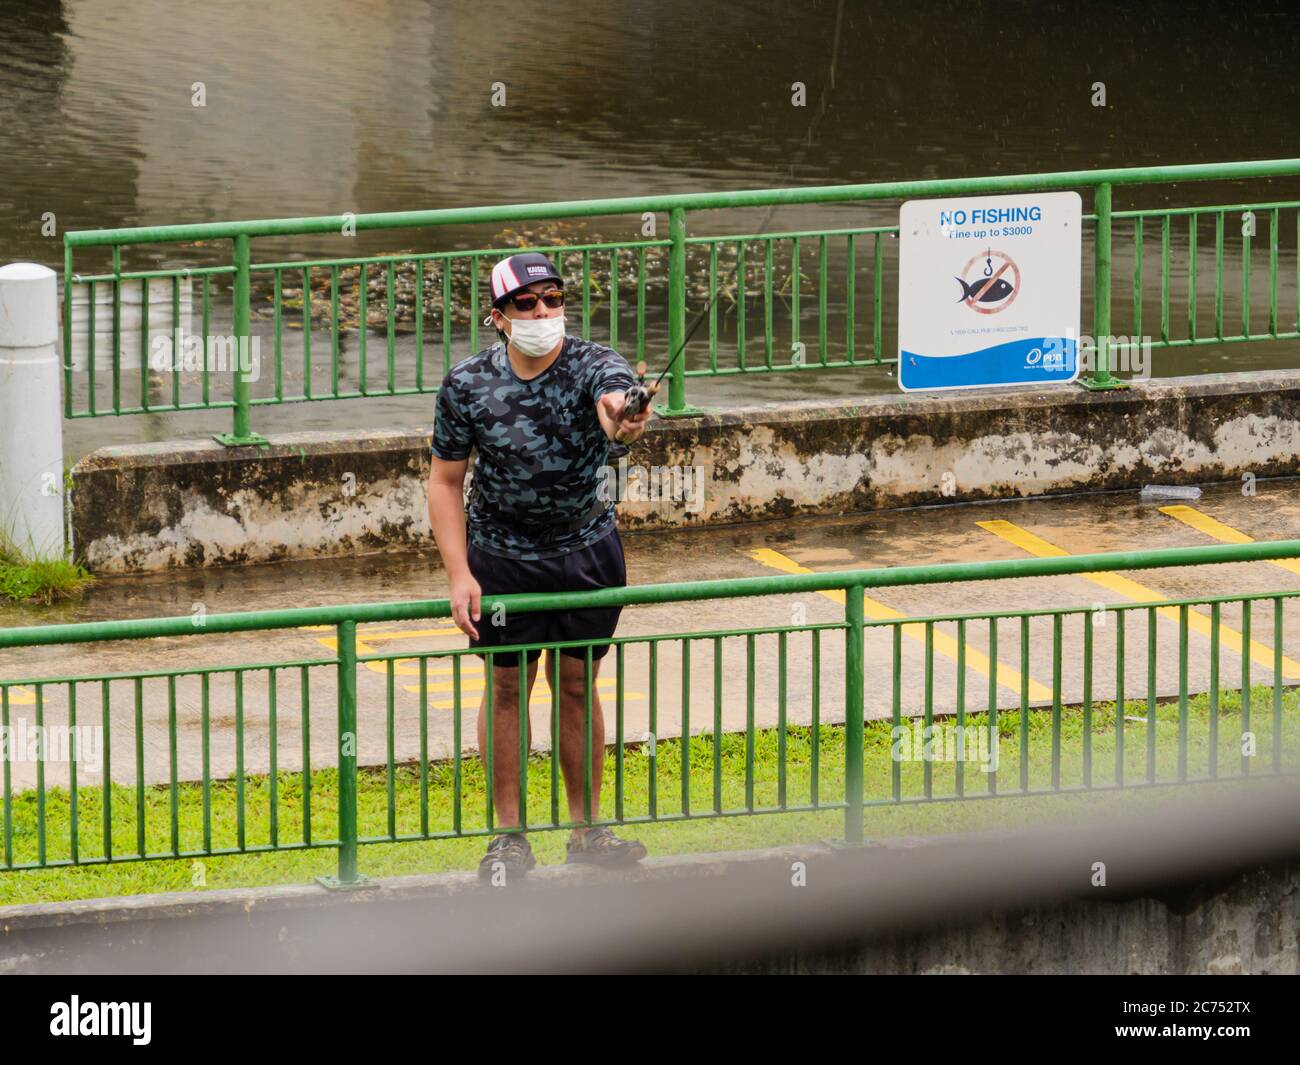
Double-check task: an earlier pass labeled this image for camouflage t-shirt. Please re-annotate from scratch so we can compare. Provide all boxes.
[430,335,636,560]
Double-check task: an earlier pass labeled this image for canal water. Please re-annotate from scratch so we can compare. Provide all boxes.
[3,0,1299,457]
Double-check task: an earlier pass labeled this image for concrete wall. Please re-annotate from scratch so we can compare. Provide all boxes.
[71,371,1300,572]
[2,841,1295,974]
[6,779,1297,973]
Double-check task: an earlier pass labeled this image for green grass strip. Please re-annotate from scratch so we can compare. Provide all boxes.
[1,685,1296,905]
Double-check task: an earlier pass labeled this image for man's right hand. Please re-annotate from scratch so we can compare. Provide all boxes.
[449,571,483,639]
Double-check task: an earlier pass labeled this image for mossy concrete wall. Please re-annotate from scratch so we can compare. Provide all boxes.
[70,371,1300,572]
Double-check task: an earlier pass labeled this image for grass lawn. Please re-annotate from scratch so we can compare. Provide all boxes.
[1,683,1296,906]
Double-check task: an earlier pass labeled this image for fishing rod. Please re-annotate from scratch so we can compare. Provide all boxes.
[618,281,721,425]
[617,0,846,441]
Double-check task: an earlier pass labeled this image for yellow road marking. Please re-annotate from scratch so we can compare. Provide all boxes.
[316,627,474,677]
[1,686,36,706]
[402,677,619,695]
[415,678,622,710]
[299,623,462,636]
[1159,504,1300,578]
[976,519,1300,678]
[746,548,1052,701]
[315,628,644,707]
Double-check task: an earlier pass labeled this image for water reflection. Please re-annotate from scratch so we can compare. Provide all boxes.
[2,0,1299,453]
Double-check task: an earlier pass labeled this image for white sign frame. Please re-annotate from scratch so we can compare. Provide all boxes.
[897,190,1083,393]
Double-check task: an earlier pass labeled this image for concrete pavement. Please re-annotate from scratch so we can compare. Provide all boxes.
[3,477,1300,792]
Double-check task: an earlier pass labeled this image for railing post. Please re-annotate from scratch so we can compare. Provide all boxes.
[215,232,268,446]
[666,207,689,414]
[318,618,369,889]
[1084,181,1120,390]
[62,243,74,418]
[843,583,865,844]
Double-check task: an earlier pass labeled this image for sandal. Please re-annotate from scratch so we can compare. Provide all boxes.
[566,826,647,867]
[478,832,537,883]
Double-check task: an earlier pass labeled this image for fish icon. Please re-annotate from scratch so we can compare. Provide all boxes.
[955,276,1014,303]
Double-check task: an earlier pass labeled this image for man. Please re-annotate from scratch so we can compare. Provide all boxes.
[427,251,654,882]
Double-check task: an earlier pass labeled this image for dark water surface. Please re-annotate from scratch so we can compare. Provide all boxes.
[3,0,1299,453]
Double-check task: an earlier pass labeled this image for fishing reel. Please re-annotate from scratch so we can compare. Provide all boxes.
[612,361,658,452]
[622,361,659,420]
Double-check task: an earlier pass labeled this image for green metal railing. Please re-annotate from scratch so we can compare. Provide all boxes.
[3,540,1300,884]
[61,159,1300,443]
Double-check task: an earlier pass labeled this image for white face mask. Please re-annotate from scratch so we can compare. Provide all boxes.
[505,314,566,358]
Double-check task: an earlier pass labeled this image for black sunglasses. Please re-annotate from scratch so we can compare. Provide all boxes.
[502,288,565,312]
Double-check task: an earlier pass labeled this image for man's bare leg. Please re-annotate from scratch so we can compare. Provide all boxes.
[549,648,605,826]
[549,647,646,864]
[476,654,539,830]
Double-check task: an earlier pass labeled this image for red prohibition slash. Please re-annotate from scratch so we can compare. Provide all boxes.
[957,250,1020,315]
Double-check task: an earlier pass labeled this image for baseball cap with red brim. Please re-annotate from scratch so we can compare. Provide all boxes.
[490,252,563,309]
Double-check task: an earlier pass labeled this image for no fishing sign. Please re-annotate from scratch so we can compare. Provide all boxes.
[897,191,1082,392]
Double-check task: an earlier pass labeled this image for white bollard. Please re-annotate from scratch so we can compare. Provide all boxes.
[0,262,64,559]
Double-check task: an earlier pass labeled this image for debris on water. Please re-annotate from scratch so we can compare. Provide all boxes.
[1139,484,1201,501]
[248,220,811,334]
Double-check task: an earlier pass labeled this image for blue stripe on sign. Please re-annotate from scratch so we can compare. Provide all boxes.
[900,336,1078,390]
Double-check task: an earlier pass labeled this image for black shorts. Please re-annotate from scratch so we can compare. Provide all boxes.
[467,528,627,663]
